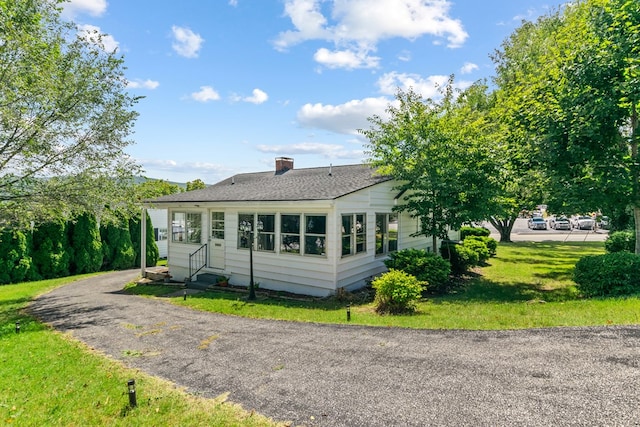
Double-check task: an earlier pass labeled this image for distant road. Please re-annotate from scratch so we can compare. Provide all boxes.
[482,218,608,242]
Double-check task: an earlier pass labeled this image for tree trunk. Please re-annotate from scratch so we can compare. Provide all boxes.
[489,216,515,243]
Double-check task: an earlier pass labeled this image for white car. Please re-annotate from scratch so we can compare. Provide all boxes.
[528,217,547,230]
[572,215,595,230]
[549,216,571,230]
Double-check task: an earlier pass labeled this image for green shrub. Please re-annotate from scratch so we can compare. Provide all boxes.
[604,230,635,253]
[465,235,497,257]
[0,229,33,284]
[573,252,640,297]
[384,249,451,294]
[440,241,479,274]
[372,270,424,314]
[462,237,490,264]
[69,213,103,274]
[101,216,136,270]
[459,226,491,239]
[32,220,70,280]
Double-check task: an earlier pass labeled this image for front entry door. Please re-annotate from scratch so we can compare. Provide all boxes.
[209,211,225,269]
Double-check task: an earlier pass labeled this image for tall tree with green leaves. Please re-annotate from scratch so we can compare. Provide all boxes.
[361,81,498,250]
[0,0,141,228]
[493,0,640,251]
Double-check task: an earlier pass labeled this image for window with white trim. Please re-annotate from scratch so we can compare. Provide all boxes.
[342,213,366,257]
[376,212,398,255]
[172,212,202,243]
[304,215,326,256]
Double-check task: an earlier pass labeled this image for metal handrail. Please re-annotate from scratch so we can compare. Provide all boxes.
[188,243,207,282]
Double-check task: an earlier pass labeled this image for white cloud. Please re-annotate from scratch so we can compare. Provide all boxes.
[460,62,479,74]
[376,71,473,99]
[171,26,204,58]
[191,86,221,102]
[244,88,269,104]
[62,0,107,18]
[256,142,363,159]
[77,24,119,52]
[229,0,239,5]
[297,97,391,135]
[127,79,160,90]
[274,0,468,69]
[313,47,380,69]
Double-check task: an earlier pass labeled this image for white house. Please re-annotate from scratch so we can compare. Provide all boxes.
[146,158,458,297]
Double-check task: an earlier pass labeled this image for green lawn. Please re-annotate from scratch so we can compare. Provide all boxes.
[0,274,281,427]
[128,241,640,330]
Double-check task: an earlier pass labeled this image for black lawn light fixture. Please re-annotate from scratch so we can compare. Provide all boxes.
[127,379,137,407]
[183,289,187,301]
[239,218,263,301]
[346,304,351,321]
[15,321,20,333]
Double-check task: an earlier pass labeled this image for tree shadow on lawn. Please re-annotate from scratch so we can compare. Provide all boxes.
[438,276,579,304]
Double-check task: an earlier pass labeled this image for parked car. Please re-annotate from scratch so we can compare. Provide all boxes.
[549,216,571,230]
[528,216,548,230]
[572,215,595,230]
[599,216,610,230]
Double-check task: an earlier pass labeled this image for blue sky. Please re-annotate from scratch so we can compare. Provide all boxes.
[62,0,566,184]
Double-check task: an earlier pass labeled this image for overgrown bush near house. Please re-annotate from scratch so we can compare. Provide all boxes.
[573,252,640,297]
[372,270,424,314]
[604,230,635,253]
[459,226,491,239]
[462,238,490,264]
[440,241,480,274]
[465,235,497,257]
[384,249,451,294]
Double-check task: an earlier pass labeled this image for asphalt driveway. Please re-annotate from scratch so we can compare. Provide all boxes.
[29,270,640,426]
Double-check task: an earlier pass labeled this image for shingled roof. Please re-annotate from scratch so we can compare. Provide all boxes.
[149,163,392,204]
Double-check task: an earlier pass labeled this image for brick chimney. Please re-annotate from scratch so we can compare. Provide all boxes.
[275,157,293,174]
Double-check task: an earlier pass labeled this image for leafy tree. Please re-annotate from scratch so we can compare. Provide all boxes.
[361,81,499,250]
[186,179,206,191]
[492,0,640,251]
[136,178,182,201]
[69,213,102,274]
[0,0,141,228]
[31,220,70,279]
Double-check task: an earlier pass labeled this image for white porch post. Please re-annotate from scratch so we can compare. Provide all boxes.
[141,207,147,277]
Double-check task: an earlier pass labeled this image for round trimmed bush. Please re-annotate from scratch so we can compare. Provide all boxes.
[440,241,479,274]
[459,226,491,239]
[384,249,451,294]
[573,252,640,297]
[462,237,490,264]
[372,269,424,314]
[605,231,635,253]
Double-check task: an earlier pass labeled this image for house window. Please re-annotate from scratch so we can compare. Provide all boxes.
[304,215,326,256]
[342,213,366,257]
[376,213,398,255]
[172,212,202,243]
[210,212,224,239]
[257,214,275,252]
[281,214,301,254]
